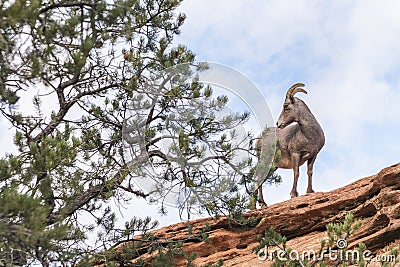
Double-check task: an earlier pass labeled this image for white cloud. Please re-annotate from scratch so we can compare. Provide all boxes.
[175,0,400,204]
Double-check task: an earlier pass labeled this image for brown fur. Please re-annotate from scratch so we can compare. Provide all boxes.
[254,84,325,208]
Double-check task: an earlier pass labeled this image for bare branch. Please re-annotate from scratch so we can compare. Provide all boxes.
[39,2,95,14]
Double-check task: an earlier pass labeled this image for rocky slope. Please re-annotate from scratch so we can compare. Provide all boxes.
[107,162,400,266]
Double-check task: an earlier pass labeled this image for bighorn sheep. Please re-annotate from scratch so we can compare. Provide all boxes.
[254,83,325,207]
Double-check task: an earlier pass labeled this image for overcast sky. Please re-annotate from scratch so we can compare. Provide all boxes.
[123,0,400,227]
[2,0,400,230]
[175,0,400,196]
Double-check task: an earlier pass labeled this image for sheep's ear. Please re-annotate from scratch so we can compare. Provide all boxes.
[290,96,295,104]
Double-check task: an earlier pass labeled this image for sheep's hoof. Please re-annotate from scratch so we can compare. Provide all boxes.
[290,191,298,198]
[306,188,315,194]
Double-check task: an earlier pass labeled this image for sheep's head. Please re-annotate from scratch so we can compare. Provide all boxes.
[276,83,307,128]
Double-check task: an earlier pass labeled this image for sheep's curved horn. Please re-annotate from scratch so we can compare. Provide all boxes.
[286,83,307,100]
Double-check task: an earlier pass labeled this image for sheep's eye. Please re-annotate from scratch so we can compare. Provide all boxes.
[284,105,290,111]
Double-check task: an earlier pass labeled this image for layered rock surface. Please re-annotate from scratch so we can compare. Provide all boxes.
[108,163,400,266]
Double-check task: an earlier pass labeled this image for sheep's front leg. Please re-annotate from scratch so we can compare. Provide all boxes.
[290,153,300,198]
[306,156,316,194]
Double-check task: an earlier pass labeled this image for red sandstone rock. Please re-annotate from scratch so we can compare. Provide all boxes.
[97,163,400,266]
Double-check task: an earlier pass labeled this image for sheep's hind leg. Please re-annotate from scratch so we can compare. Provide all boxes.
[257,186,267,208]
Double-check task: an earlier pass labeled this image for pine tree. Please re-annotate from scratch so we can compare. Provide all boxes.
[0,0,278,265]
